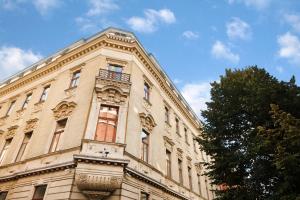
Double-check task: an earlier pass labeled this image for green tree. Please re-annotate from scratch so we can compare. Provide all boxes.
[198,67,300,199]
[258,105,300,200]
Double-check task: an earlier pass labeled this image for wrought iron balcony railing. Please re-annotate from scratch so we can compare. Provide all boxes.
[99,69,130,83]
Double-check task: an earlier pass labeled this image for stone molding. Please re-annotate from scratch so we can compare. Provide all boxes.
[139,113,156,132]
[6,125,19,139]
[96,85,129,105]
[52,101,77,120]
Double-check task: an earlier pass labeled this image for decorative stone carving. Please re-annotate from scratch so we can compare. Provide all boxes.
[96,78,131,91]
[6,125,19,139]
[24,118,38,133]
[163,136,175,152]
[75,173,123,200]
[195,162,203,174]
[52,101,77,120]
[96,86,128,105]
[186,156,192,167]
[33,102,44,113]
[139,113,156,132]
[177,148,183,160]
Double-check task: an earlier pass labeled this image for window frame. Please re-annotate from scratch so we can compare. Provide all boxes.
[188,166,193,190]
[166,149,172,178]
[141,129,149,163]
[69,70,81,88]
[175,117,180,135]
[95,105,119,143]
[6,100,16,116]
[0,138,12,164]
[22,93,32,110]
[197,173,202,196]
[164,106,170,124]
[32,185,47,200]
[140,192,149,200]
[0,191,8,200]
[178,158,183,185]
[15,131,32,162]
[39,85,50,102]
[49,118,67,153]
[144,82,150,102]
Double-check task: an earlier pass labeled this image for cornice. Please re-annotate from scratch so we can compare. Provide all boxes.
[0,31,201,129]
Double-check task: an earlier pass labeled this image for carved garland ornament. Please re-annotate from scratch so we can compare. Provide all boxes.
[52,101,77,120]
[139,113,157,132]
[96,86,129,105]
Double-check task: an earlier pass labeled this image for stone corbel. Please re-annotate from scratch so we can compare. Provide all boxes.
[52,101,77,121]
[139,113,156,132]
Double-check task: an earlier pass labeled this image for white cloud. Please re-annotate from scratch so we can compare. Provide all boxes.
[87,0,119,16]
[226,17,252,40]
[0,0,60,15]
[284,13,300,33]
[32,0,60,15]
[181,82,211,117]
[127,9,176,33]
[211,41,240,63]
[0,46,42,79]
[276,66,284,73]
[182,31,199,40]
[277,32,300,65]
[228,0,271,10]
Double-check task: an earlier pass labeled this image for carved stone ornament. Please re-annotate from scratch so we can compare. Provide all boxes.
[96,86,129,105]
[6,125,19,139]
[75,173,123,200]
[0,129,4,135]
[163,136,175,152]
[177,147,183,159]
[24,118,38,133]
[139,113,157,132]
[195,162,203,174]
[52,101,77,120]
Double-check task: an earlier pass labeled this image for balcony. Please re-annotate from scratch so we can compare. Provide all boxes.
[99,69,130,83]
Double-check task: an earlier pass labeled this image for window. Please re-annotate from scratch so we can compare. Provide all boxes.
[39,85,50,102]
[188,166,193,190]
[141,129,149,163]
[0,191,8,200]
[49,119,67,153]
[6,100,16,116]
[184,128,189,144]
[193,138,197,152]
[197,174,202,196]
[32,185,47,200]
[165,106,170,124]
[69,70,81,88]
[166,150,172,178]
[95,105,118,143]
[0,138,12,164]
[108,64,123,73]
[175,118,180,134]
[144,82,150,101]
[22,93,32,109]
[140,192,149,200]
[178,159,183,185]
[15,132,32,162]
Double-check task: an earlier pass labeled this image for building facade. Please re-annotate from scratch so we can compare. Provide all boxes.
[0,28,214,200]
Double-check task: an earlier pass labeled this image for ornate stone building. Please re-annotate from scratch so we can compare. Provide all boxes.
[0,28,214,200]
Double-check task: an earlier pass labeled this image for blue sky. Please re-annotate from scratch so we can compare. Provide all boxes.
[0,0,300,116]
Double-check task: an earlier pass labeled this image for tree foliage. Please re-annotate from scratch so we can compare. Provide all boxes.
[198,66,300,200]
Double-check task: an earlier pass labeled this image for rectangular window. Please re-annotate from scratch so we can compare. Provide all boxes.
[39,85,50,102]
[22,93,32,109]
[178,159,183,185]
[6,100,16,116]
[0,191,8,200]
[144,82,150,101]
[175,118,180,134]
[108,64,123,81]
[49,119,67,153]
[15,132,32,162]
[193,138,197,152]
[69,70,81,88]
[32,185,47,200]
[140,192,149,200]
[188,166,193,190]
[184,128,189,144]
[95,105,118,143]
[141,129,149,163]
[165,106,170,124]
[0,138,12,164]
[197,174,202,196]
[166,150,172,178]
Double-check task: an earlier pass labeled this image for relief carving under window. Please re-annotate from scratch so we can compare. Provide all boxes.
[139,113,156,133]
[52,101,77,121]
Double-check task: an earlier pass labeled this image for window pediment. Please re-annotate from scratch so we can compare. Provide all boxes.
[139,113,156,132]
[24,118,38,133]
[52,101,76,120]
